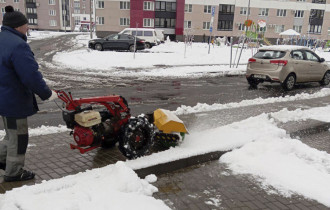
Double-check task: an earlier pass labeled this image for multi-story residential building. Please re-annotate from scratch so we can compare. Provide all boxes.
[0,0,93,31]
[1,0,330,43]
[95,0,330,43]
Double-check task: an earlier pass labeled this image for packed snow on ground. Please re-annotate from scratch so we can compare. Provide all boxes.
[1,90,330,207]
[0,162,169,210]
[175,87,330,115]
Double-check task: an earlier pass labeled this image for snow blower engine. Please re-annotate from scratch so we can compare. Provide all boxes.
[56,91,188,159]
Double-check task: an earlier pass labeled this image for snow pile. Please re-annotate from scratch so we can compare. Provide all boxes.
[0,125,69,141]
[82,65,246,78]
[28,31,74,40]
[271,106,330,123]
[220,136,330,207]
[174,88,330,115]
[0,161,169,210]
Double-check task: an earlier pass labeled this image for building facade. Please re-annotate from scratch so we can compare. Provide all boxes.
[1,0,330,43]
[94,0,330,42]
[0,0,93,31]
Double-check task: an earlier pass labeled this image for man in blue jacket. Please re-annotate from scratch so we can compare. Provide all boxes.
[0,6,57,182]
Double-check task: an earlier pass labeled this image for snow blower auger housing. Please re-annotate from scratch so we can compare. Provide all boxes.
[56,91,188,159]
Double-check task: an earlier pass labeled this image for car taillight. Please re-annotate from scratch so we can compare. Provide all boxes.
[139,40,145,43]
[248,58,256,63]
[270,60,288,66]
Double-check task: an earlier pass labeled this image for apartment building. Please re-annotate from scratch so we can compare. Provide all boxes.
[0,0,92,31]
[94,0,330,42]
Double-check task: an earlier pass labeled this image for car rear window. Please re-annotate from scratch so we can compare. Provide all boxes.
[253,50,286,59]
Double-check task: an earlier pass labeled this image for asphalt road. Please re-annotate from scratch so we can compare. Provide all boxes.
[0,34,328,129]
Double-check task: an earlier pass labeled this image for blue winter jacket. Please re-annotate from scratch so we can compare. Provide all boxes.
[0,26,52,118]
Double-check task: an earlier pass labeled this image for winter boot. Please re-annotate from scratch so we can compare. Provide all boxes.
[4,169,35,182]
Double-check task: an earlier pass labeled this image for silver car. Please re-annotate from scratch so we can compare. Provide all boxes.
[246,45,330,90]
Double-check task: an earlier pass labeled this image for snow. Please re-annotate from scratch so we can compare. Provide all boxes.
[0,162,170,210]
[1,32,330,208]
[175,88,330,115]
[220,136,330,206]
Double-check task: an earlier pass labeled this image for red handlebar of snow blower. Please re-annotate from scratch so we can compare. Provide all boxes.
[54,90,130,117]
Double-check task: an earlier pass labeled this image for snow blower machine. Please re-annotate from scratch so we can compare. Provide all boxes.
[56,91,188,159]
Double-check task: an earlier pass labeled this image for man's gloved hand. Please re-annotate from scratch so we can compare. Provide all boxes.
[47,90,58,101]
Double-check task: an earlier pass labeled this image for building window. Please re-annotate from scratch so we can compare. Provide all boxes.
[26,8,37,14]
[312,0,326,3]
[144,1,154,11]
[297,0,306,2]
[74,2,80,7]
[143,18,154,27]
[295,10,304,18]
[204,5,212,13]
[310,9,324,19]
[238,23,246,31]
[1,8,4,13]
[49,9,56,16]
[97,17,104,25]
[218,20,233,31]
[327,27,330,35]
[259,8,269,16]
[240,7,250,15]
[28,18,37,25]
[120,18,130,26]
[155,1,175,12]
[74,9,80,13]
[203,21,210,30]
[97,1,104,9]
[293,25,302,33]
[258,27,267,32]
[74,16,80,25]
[277,9,286,17]
[219,4,235,14]
[185,4,192,12]
[308,24,322,34]
[275,25,285,33]
[120,1,130,9]
[49,0,55,5]
[184,20,191,28]
[14,0,19,2]
[49,20,57,26]
[155,18,175,28]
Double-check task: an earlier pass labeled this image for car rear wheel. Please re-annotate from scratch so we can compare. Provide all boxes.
[95,43,103,51]
[129,45,136,52]
[319,71,330,86]
[282,74,296,91]
[145,43,152,49]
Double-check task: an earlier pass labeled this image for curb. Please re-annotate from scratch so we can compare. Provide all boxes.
[135,151,227,178]
[134,121,330,178]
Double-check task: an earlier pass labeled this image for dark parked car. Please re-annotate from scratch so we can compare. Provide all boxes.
[88,33,145,52]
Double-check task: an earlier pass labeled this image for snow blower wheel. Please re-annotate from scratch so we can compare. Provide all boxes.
[120,117,154,159]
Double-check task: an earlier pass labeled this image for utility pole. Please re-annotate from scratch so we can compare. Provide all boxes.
[90,0,93,39]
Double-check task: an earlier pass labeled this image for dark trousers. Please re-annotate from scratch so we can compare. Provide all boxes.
[0,116,28,176]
